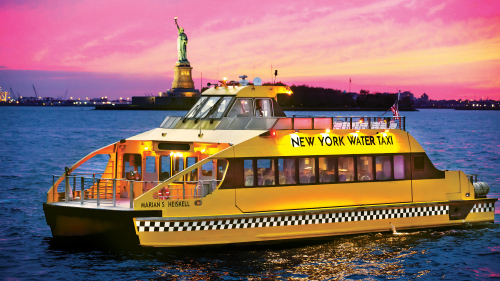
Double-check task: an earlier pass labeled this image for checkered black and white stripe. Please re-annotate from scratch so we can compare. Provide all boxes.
[470,203,495,213]
[136,205,449,232]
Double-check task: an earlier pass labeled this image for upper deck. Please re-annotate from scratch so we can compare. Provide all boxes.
[158,85,406,132]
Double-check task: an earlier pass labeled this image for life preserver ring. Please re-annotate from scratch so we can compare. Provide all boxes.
[157,187,170,200]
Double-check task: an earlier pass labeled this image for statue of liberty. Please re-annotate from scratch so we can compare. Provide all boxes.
[175,17,188,63]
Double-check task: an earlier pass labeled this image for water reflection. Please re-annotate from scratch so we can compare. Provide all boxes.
[151,224,498,280]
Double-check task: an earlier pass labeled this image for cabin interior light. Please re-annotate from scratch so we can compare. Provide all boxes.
[144,146,149,151]
[170,152,183,158]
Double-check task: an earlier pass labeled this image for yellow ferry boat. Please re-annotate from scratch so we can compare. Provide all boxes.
[43,81,496,247]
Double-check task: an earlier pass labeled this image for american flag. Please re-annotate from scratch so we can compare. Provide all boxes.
[390,101,400,120]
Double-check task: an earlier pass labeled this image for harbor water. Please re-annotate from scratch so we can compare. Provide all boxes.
[0,107,499,280]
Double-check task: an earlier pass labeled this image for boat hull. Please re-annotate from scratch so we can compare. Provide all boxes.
[43,203,161,246]
[135,199,496,247]
[43,199,496,247]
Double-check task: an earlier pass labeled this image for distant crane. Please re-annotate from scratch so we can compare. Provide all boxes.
[63,89,68,100]
[32,84,39,99]
[10,87,16,100]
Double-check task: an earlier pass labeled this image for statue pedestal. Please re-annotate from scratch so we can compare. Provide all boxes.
[165,62,200,98]
[172,63,194,89]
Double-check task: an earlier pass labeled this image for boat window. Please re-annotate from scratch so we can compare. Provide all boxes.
[207,97,233,119]
[357,156,373,181]
[338,157,354,182]
[197,97,221,118]
[244,159,254,186]
[299,157,316,184]
[185,97,207,118]
[278,159,296,185]
[145,156,156,173]
[186,157,198,181]
[124,154,142,180]
[201,161,213,176]
[160,156,170,181]
[255,99,273,117]
[257,159,275,186]
[319,157,336,183]
[217,159,228,180]
[394,155,405,179]
[227,98,253,117]
[413,156,424,170]
[172,156,184,177]
[375,156,391,180]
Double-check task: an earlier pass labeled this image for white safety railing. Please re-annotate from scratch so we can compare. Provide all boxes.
[53,173,221,208]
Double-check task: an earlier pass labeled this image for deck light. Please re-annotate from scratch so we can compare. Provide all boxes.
[385,129,389,132]
[325,129,331,133]
[144,146,149,151]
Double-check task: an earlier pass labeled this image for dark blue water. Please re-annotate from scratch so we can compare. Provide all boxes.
[0,107,499,280]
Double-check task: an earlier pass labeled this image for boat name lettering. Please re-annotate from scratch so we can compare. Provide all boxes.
[167,201,191,207]
[141,202,165,208]
[290,134,393,147]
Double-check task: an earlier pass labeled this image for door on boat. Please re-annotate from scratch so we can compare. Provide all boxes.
[143,155,158,192]
[199,159,216,197]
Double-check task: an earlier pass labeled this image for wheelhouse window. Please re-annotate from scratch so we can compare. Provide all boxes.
[124,154,142,180]
[394,155,405,179]
[207,97,232,119]
[338,157,354,182]
[278,159,296,185]
[160,156,170,181]
[375,156,391,180]
[186,157,198,181]
[299,157,315,184]
[255,99,273,117]
[357,156,373,181]
[257,159,275,186]
[319,157,336,183]
[244,159,254,186]
[185,97,207,118]
[227,99,253,117]
[197,97,221,119]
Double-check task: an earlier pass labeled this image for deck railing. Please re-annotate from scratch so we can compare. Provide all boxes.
[273,116,406,131]
[53,173,220,208]
[466,173,479,183]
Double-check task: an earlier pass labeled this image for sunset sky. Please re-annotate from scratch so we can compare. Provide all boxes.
[1,0,499,100]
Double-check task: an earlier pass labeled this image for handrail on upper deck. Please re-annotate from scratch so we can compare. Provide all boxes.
[272,116,406,131]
